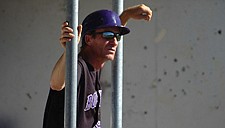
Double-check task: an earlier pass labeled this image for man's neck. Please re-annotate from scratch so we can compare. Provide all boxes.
[79,49,105,70]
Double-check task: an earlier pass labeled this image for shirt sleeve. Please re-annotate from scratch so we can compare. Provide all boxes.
[43,88,65,128]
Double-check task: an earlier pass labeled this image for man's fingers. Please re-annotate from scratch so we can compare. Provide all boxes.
[61,32,75,38]
[60,37,72,43]
[133,14,151,21]
[136,4,152,21]
[60,22,81,49]
[60,32,74,46]
[61,27,74,34]
[61,21,69,29]
[141,14,152,21]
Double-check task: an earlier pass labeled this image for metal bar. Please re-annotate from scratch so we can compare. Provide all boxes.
[65,0,79,128]
[112,0,124,128]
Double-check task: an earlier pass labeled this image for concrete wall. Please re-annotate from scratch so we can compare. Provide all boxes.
[0,0,224,128]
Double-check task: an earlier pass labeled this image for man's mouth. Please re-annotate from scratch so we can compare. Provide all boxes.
[107,47,116,52]
[108,48,115,51]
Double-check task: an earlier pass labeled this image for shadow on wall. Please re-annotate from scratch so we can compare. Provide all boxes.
[0,116,17,128]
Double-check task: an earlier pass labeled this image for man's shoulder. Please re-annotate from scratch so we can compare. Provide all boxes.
[78,56,87,65]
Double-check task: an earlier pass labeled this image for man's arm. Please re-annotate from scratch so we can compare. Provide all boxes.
[50,52,66,91]
[50,22,82,91]
[120,4,153,26]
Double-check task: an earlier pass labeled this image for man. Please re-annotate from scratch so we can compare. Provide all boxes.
[43,4,152,128]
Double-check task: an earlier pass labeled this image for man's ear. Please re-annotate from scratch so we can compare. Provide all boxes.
[85,35,92,46]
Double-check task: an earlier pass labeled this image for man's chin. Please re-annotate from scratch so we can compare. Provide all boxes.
[105,55,115,61]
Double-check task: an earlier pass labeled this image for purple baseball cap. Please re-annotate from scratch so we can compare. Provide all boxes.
[81,9,130,38]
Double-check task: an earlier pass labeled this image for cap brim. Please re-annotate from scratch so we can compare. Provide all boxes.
[82,25,130,38]
[118,26,130,35]
[95,25,130,35]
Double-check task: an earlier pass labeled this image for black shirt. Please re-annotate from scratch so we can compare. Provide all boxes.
[43,56,102,128]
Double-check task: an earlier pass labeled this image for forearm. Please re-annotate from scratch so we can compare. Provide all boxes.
[119,10,130,26]
[50,52,66,91]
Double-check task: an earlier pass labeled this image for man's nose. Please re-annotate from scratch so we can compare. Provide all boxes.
[109,37,118,46]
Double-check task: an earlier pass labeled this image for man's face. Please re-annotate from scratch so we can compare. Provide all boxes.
[88,27,120,61]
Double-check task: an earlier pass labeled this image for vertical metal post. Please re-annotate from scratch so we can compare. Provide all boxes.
[112,0,124,128]
[65,0,79,128]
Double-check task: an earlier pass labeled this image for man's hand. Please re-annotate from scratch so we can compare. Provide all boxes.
[120,4,153,26]
[59,21,82,50]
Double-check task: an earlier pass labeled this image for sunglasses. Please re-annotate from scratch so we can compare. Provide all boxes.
[94,31,122,41]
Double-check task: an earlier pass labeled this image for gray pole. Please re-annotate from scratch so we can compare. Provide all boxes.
[65,0,79,128]
[112,0,124,128]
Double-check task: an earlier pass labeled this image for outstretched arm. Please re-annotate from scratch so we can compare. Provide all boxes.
[120,4,153,26]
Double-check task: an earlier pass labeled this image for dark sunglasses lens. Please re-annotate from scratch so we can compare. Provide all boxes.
[102,32,114,39]
[116,35,121,41]
[102,32,121,41]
